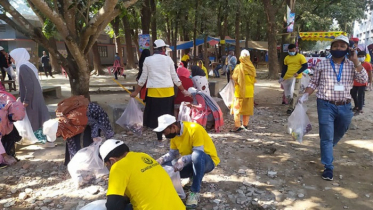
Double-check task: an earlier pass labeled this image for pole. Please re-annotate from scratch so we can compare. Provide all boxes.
[112,79,145,105]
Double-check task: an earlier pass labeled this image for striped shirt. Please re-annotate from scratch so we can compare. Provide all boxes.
[308,58,368,101]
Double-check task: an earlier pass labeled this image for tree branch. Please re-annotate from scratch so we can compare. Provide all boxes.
[28,0,69,38]
[0,15,32,37]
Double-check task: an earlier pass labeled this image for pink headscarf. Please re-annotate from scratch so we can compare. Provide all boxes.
[177,62,191,78]
[0,91,25,138]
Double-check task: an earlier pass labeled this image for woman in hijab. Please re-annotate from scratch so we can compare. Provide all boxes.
[191,65,210,96]
[137,49,151,101]
[9,48,50,143]
[187,87,224,132]
[174,62,194,117]
[0,90,25,168]
[230,49,256,132]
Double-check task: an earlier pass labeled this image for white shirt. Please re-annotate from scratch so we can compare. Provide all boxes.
[138,54,182,88]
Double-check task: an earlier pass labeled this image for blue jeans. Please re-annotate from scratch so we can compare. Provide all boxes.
[317,99,353,170]
[164,150,215,193]
[213,64,222,77]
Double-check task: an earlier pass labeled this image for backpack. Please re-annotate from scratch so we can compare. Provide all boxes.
[56,95,89,117]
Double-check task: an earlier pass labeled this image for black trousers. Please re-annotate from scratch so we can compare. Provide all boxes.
[43,66,53,77]
[1,127,22,157]
[351,86,365,110]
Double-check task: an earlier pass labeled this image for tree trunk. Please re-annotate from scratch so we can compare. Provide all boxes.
[112,17,124,67]
[256,18,261,40]
[193,0,198,61]
[235,5,240,59]
[263,0,280,79]
[203,35,209,72]
[123,16,136,69]
[48,37,61,73]
[92,41,104,75]
[141,0,151,34]
[280,0,296,68]
[150,0,157,41]
[132,28,141,60]
[172,16,179,64]
[165,15,172,45]
[245,20,250,48]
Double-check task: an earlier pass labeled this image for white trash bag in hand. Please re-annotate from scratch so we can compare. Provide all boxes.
[163,166,186,199]
[177,102,192,122]
[219,80,235,108]
[281,78,295,98]
[68,141,109,188]
[287,103,312,143]
[116,98,143,136]
[300,74,310,94]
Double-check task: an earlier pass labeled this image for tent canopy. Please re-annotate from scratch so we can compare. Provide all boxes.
[170,36,267,51]
[299,31,347,41]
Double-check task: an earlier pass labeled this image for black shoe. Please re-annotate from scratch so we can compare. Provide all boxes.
[0,164,8,169]
[286,109,293,115]
[322,168,333,181]
[229,127,243,132]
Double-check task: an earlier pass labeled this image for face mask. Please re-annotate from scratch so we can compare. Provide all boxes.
[330,50,348,58]
[358,57,366,62]
[288,52,296,56]
[165,133,177,139]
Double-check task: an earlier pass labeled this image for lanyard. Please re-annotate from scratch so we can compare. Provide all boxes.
[330,59,344,83]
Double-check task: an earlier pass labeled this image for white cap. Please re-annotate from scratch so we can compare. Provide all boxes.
[188,87,197,94]
[0,46,3,51]
[240,49,250,57]
[331,35,349,45]
[154,39,169,48]
[153,114,176,132]
[99,139,125,162]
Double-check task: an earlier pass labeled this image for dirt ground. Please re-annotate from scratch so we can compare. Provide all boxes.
[0,67,373,210]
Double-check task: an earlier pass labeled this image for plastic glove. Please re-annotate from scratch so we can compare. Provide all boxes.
[182,90,191,97]
[172,158,184,172]
[278,77,284,84]
[298,93,309,104]
[3,154,17,165]
[93,137,102,143]
[156,157,164,165]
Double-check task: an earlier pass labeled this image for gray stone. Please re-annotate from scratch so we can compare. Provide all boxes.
[44,198,53,204]
[213,97,229,116]
[11,188,17,194]
[347,149,356,153]
[267,171,277,178]
[298,193,305,198]
[41,207,50,210]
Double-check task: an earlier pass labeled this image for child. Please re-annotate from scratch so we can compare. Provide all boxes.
[351,51,372,114]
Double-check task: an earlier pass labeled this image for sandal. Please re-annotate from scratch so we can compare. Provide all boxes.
[229,127,243,132]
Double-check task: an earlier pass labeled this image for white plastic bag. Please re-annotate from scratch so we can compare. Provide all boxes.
[281,78,295,98]
[209,70,214,76]
[13,112,39,145]
[163,166,186,199]
[177,102,192,122]
[68,141,109,188]
[43,119,59,142]
[80,200,106,210]
[288,104,312,143]
[300,74,310,94]
[219,80,235,108]
[116,98,143,136]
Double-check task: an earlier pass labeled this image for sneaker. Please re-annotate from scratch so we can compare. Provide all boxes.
[156,141,164,148]
[44,142,56,148]
[186,192,200,209]
[0,164,8,169]
[286,108,293,115]
[322,168,333,181]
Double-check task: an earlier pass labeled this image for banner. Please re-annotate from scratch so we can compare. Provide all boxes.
[305,57,326,68]
[299,31,347,41]
[139,34,150,53]
[287,13,295,33]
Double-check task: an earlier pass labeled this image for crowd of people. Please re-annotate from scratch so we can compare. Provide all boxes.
[0,35,370,209]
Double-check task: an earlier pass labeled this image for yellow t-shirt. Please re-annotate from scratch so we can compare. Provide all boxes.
[283,53,307,80]
[170,122,220,166]
[201,66,208,79]
[107,152,185,210]
[234,75,255,98]
[181,54,190,62]
[365,53,371,63]
[147,87,174,98]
